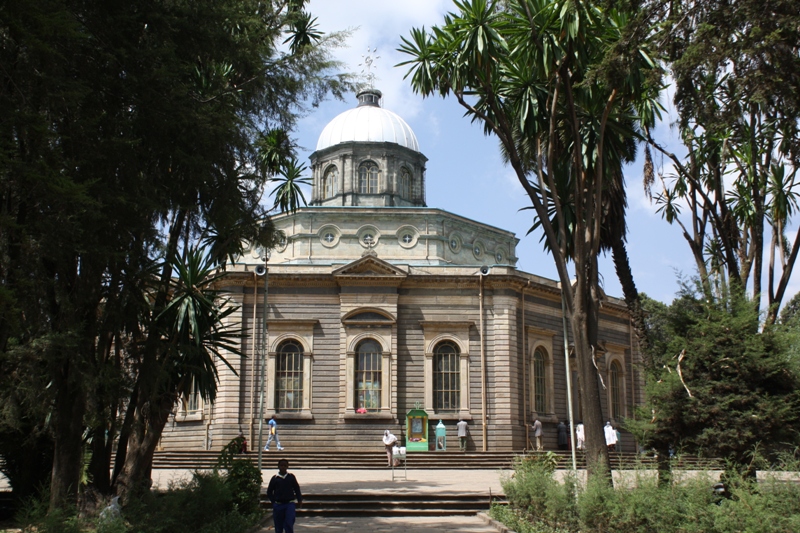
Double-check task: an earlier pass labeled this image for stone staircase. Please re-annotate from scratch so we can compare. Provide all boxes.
[265,492,502,517]
[151,449,720,471]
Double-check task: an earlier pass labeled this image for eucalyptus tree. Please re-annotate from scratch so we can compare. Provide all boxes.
[646,0,800,323]
[399,0,661,478]
[0,0,352,509]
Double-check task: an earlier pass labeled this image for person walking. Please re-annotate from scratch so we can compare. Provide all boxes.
[265,415,285,451]
[556,420,568,450]
[575,422,585,451]
[382,429,398,467]
[456,419,469,451]
[604,421,617,452]
[267,459,302,533]
[532,418,543,451]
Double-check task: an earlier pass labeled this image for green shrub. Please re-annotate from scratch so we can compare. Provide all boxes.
[14,488,83,533]
[225,460,262,515]
[578,471,717,533]
[708,474,800,533]
[123,471,233,533]
[490,503,571,533]
[502,454,578,532]
[496,463,800,533]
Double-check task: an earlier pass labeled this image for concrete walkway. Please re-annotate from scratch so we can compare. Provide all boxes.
[276,514,501,532]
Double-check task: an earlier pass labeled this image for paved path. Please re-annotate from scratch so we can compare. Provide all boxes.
[150,468,507,496]
[274,515,500,532]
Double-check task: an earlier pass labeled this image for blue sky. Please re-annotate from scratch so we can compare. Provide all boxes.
[291,0,798,306]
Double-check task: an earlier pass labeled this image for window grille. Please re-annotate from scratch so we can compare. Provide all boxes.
[533,348,547,413]
[610,360,622,419]
[324,166,338,198]
[355,339,382,411]
[358,162,380,193]
[434,341,460,412]
[276,340,303,411]
[399,168,411,198]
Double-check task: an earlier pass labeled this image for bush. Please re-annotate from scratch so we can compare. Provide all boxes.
[500,454,577,532]
[225,459,262,515]
[123,467,260,533]
[495,464,800,533]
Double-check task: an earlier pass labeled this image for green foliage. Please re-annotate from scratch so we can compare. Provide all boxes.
[0,0,354,507]
[398,0,663,481]
[215,438,262,516]
[224,460,263,516]
[641,285,800,474]
[121,471,259,533]
[501,455,578,532]
[494,464,800,533]
[646,0,800,321]
[15,493,82,533]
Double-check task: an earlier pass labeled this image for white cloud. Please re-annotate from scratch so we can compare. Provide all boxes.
[306,0,452,119]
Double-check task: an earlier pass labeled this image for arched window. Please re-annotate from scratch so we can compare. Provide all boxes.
[434,341,460,412]
[609,360,622,420]
[323,166,338,198]
[532,348,547,414]
[185,379,201,414]
[355,339,382,411]
[358,161,380,194]
[399,168,411,198]
[276,340,303,411]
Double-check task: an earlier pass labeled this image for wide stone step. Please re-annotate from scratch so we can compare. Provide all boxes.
[260,491,503,517]
[151,450,720,471]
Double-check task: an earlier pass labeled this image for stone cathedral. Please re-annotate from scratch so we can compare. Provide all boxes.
[159,89,643,453]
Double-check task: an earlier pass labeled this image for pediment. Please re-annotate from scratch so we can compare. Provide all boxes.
[333,254,408,280]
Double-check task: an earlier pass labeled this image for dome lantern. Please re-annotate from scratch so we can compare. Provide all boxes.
[310,89,427,208]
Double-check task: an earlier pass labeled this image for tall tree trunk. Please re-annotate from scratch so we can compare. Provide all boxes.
[87,425,112,495]
[114,393,174,502]
[111,383,138,487]
[572,266,612,481]
[49,359,87,510]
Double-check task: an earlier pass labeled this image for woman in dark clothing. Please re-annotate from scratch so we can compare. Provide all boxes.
[557,421,569,450]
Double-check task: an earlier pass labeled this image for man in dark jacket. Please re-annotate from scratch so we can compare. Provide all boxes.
[266,459,303,533]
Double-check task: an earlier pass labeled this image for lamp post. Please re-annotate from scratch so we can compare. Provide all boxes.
[255,251,269,472]
[561,292,578,498]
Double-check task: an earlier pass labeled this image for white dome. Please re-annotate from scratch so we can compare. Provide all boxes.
[316,91,420,152]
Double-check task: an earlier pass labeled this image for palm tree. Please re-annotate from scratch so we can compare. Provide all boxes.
[113,249,243,500]
[399,0,662,479]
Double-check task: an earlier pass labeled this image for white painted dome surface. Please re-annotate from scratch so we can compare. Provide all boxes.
[316,105,420,152]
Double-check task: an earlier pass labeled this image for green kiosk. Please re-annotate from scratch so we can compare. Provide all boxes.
[405,405,429,452]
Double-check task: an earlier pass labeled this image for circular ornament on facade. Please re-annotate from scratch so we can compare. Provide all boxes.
[448,233,462,253]
[396,225,419,249]
[494,247,506,264]
[318,225,341,248]
[275,234,288,253]
[357,225,381,249]
[472,240,485,259]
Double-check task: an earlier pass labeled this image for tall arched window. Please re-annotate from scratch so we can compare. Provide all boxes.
[434,341,460,412]
[355,339,382,411]
[185,379,201,414]
[276,340,303,411]
[609,360,622,420]
[399,168,411,198]
[532,348,547,414]
[358,161,380,194]
[323,166,338,198]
